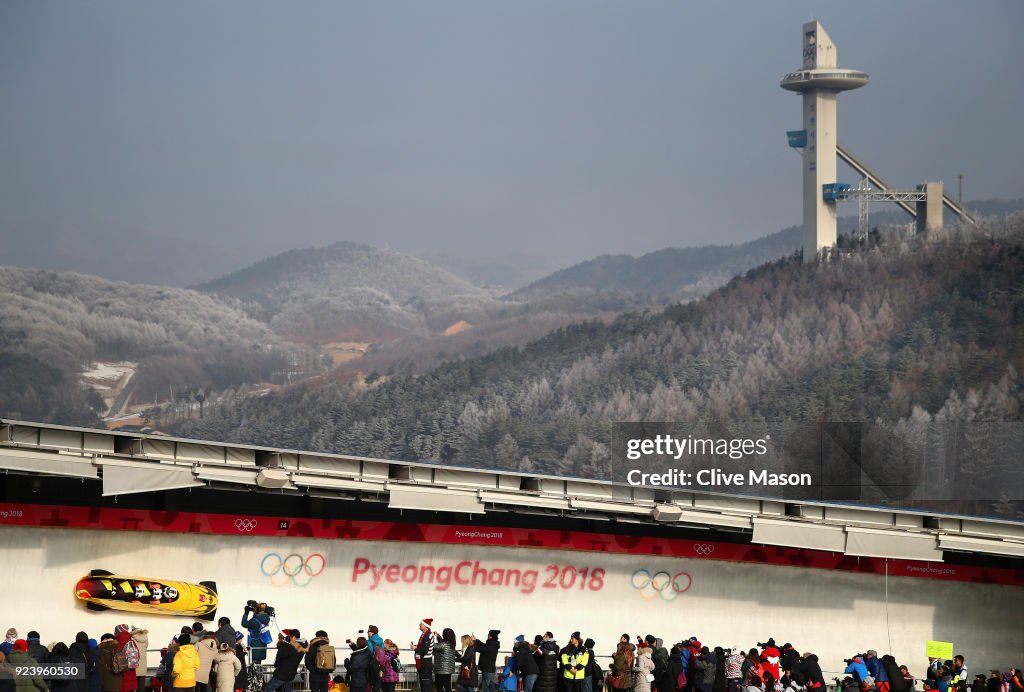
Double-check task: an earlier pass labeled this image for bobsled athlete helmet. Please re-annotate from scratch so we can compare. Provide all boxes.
[164,586,179,601]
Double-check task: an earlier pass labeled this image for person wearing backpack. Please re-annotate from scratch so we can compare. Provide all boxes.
[113,626,140,692]
[307,631,335,692]
[379,640,401,692]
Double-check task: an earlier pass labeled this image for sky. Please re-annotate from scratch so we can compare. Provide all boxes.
[1,1,1022,287]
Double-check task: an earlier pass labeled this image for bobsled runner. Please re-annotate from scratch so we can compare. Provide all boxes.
[75,569,218,620]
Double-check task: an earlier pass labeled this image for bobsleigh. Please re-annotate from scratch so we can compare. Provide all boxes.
[74,569,218,620]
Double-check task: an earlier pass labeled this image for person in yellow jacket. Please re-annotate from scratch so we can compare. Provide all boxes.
[172,634,201,692]
[560,633,590,692]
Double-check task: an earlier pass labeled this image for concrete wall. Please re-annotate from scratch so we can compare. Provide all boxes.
[1,526,1020,676]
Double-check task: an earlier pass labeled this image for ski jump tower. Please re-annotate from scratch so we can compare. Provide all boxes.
[781,22,869,262]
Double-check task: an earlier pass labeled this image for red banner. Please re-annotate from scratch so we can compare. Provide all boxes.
[0,502,1020,586]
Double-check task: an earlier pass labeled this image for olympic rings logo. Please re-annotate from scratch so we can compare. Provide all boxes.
[235,518,258,532]
[260,553,326,587]
[631,569,692,601]
[693,544,715,556]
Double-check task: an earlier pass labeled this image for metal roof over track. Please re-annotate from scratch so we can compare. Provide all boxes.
[2,419,1022,562]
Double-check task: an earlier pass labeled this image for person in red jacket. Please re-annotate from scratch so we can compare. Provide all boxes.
[114,625,139,692]
[759,640,780,683]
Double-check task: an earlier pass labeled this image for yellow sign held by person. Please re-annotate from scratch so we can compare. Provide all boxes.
[926,641,953,659]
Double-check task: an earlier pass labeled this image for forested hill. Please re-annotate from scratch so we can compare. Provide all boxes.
[193,241,493,342]
[180,216,1024,479]
[0,267,286,426]
[513,198,1024,300]
[511,228,800,300]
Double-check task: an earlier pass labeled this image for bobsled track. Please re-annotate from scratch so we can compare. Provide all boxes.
[1,515,1022,675]
[1,420,1022,675]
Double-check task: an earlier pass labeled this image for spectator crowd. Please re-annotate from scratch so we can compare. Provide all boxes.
[3,614,1022,692]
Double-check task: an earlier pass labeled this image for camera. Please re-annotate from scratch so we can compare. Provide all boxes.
[245,599,276,617]
[844,660,854,665]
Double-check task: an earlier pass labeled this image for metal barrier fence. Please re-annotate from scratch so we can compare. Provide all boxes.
[244,663,423,692]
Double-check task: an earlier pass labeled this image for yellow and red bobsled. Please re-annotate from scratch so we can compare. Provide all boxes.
[74,569,218,620]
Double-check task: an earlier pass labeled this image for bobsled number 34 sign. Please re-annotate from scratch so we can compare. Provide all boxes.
[352,557,607,594]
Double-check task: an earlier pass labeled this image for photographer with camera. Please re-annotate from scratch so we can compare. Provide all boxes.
[241,602,274,665]
[347,629,384,692]
[795,653,824,692]
[693,646,719,692]
[865,651,889,692]
[267,630,306,692]
[843,657,870,691]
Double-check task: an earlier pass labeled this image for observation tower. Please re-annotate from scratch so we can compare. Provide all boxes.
[781,21,868,262]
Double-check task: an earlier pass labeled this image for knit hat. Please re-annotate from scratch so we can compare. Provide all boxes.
[13,640,28,652]
[0,642,12,657]
[570,632,581,642]
[515,635,525,643]
[27,631,40,640]
[867,650,877,657]
[176,634,191,646]
[115,624,130,635]
[421,619,433,629]
[584,639,595,650]
[4,628,16,644]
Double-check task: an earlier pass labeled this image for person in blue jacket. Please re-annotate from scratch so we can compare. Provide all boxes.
[845,657,869,685]
[865,652,889,692]
[366,627,385,654]
[242,603,273,664]
[500,656,519,692]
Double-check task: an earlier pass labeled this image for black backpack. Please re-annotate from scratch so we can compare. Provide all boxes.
[369,652,382,681]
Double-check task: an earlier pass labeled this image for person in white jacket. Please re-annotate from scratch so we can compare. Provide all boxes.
[635,647,655,692]
[214,643,242,692]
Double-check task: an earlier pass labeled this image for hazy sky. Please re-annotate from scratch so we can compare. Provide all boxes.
[2,1,1022,287]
